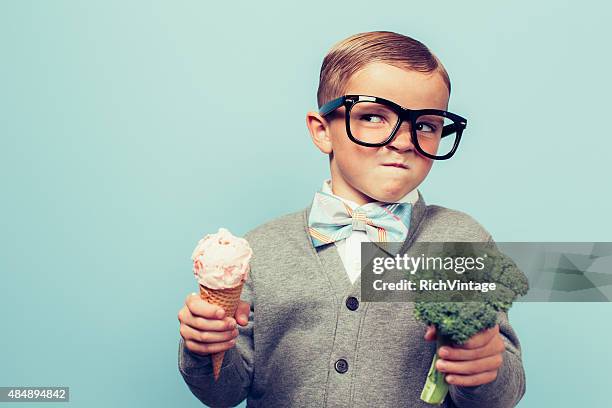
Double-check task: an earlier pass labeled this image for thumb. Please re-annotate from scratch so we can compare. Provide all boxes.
[234,301,250,326]
[424,325,437,341]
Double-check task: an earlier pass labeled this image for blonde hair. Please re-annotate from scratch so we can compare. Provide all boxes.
[317,31,451,109]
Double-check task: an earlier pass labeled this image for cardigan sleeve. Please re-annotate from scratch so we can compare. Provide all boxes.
[177,270,255,407]
[447,309,526,408]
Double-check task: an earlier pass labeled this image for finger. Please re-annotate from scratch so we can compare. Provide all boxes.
[439,335,506,361]
[180,324,239,344]
[424,326,437,341]
[445,370,498,387]
[186,315,236,332]
[235,301,250,326]
[436,353,503,375]
[177,305,189,323]
[456,324,499,350]
[186,293,225,319]
[184,338,236,356]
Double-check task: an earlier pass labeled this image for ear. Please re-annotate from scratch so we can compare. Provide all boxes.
[305,111,333,154]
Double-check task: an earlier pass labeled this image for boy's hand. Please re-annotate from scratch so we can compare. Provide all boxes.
[424,324,505,387]
[178,292,250,356]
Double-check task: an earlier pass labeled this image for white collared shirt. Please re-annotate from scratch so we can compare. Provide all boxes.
[320,179,419,284]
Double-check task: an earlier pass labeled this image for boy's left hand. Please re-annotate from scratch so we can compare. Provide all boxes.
[424,324,505,387]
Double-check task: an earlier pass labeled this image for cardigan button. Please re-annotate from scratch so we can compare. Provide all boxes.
[345,296,359,311]
[335,358,349,374]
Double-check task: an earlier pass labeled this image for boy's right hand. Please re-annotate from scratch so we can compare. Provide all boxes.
[178,292,250,356]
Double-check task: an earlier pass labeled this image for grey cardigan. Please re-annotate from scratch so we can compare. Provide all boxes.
[178,192,526,407]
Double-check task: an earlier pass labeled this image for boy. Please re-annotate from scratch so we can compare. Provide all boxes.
[177,31,526,407]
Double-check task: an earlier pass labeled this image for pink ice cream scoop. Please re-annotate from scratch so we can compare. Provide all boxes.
[191,227,252,290]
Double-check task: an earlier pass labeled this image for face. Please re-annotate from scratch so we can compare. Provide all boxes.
[306,62,450,205]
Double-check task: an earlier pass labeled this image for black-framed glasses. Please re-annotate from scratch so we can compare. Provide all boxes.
[319,94,467,160]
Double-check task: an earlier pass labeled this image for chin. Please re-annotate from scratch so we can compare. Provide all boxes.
[369,188,408,203]
[375,182,414,201]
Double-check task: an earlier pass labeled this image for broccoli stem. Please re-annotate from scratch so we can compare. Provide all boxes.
[420,334,453,405]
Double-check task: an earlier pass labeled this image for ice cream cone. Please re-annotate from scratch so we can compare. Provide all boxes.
[191,227,252,381]
[199,280,245,381]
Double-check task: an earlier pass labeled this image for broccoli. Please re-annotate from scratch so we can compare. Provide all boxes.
[411,244,529,405]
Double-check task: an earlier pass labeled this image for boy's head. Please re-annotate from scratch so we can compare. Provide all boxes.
[306,31,455,205]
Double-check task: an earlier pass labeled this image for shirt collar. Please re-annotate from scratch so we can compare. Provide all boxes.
[321,178,419,210]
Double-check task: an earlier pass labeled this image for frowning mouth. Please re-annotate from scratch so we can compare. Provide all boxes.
[381,162,409,169]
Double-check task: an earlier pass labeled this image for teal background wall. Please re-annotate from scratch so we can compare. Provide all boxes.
[1,1,610,407]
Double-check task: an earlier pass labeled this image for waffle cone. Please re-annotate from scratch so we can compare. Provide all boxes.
[199,281,245,381]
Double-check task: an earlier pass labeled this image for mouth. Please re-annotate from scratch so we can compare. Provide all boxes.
[381,162,409,169]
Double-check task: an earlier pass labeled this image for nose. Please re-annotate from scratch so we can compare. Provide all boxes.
[386,120,414,152]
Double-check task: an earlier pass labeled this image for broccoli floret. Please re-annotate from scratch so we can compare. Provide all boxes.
[412,245,529,405]
[414,301,499,344]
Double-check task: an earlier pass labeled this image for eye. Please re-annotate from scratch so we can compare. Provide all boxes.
[416,122,437,132]
[360,114,387,124]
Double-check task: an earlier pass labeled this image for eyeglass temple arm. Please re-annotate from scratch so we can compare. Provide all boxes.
[319,96,345,116]
[441,121,466,138]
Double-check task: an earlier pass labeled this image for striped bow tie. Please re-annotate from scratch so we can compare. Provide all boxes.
[307,191,412,253]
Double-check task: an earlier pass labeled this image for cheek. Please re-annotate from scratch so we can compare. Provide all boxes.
[411,150,434,173]
[416,156,434,173]
[331,125,377,169]
[336,145,377,176]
